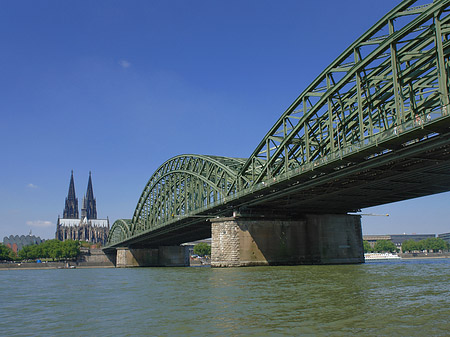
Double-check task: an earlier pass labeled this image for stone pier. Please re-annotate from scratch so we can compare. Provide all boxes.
[211,214,363,267]
[115,246,189,267]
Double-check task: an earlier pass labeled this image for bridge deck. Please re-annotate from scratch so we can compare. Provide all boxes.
[109,116,450,249]
[105,0,450,250]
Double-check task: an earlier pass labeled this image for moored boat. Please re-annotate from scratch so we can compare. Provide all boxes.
[364,252,401,261]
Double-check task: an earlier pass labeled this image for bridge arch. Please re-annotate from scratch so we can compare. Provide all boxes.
[106,0,450,250]
[107,219,132,245]
[128,155,249,237]
[238,0,450,186]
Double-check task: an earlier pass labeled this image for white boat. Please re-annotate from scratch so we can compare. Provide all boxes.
[364,252,401,261]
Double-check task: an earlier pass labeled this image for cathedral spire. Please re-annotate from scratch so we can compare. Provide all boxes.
[81,171,97,220]
[86,171,94,200]
[63,170,79,219]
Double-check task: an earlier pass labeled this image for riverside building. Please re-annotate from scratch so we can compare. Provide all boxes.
[2,234,43,253]
[55,171,109,245]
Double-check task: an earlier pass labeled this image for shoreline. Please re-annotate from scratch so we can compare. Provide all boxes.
[1,254,448,270]
[0,260,115,270]
[399,252,450,259]
[0,265,115,271]
[400,255,449,260]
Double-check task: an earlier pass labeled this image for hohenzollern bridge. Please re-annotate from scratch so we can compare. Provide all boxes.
[104,0,450,267]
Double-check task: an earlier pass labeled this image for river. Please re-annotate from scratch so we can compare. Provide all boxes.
[0,259,449,336]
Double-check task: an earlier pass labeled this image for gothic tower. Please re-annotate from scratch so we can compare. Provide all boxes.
[81,171,97,220]
[63,170,79,219]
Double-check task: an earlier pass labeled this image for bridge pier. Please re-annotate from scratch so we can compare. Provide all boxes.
[211,214,363,267]
[115,246,189,267]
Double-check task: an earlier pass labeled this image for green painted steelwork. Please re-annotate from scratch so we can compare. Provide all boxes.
[238,0,450,187]
[106,0,450,248]
[107,219,132,245]
[107,155,251,245]
[131,155,248,230]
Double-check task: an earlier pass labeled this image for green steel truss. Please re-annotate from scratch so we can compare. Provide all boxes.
[108,219,132,245]
[107,0,450,247]
[238,0,450,187]
[107,155,248,245]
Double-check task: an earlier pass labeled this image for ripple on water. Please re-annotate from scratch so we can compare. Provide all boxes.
[0,259,449,336]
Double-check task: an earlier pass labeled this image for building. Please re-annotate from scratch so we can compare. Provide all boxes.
[56,171,109,245]
[363,234,436,251]
[181,238,211,256]
[438,232,450,245]
[363,235,391,248]
[2,234,43,253]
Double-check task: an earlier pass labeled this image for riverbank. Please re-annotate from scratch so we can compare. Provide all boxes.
[0,248,115,270]
[2,251,448,270]
[190,256,210,266]
[399,252,450,259]
[0,261,115,270]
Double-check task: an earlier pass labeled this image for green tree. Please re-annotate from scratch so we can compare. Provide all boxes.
[373,239,398,253]
[32,244,44,259]
[422,238,447,252]
[193,242,211,256]
[415,240,424,252]
[36,240,59,260]
[17,244,41,260]
[363,240,373,253]
[61,240,80,259]
[0,244,15,261]
[50,240,63,260]
[15,240,80,261]
[18,245,32,260]
[402,239,418,252]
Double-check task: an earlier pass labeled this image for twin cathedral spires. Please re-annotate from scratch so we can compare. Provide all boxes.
[57,171,109,244]
[63,170,97,220]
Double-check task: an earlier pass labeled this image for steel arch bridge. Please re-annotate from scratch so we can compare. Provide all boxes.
[106,0,450,249]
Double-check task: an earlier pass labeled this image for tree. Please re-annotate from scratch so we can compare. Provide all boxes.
[363,240,373,253]
[41,239,63,260]
[18,243,42,260]
[422,238,447,252]
[193,242,211,256]
[16,240,80,261]
[61,240,80,259]
[402,239,419,252]
[373,239,398,253]
[18,245,33,260]
[0,244,15,261]
[402,238,448,253]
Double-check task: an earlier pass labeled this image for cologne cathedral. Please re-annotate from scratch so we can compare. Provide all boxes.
[56,171,109,245]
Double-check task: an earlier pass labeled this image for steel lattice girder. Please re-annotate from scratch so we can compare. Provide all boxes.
[237,0,450,187]
[128,155,248,239]
[107,0,450,248]
[106,219,132,246]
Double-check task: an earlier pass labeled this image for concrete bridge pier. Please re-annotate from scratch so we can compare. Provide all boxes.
[210,214,363,267]
[115,246,189,267]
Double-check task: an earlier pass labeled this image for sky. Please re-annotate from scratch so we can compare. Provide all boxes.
[1,0,448,240]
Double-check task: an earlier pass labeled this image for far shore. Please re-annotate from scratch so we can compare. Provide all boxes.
[399,252,450,259]
[0,265,115,271]
[1,253,448,270]
[0,261,114,270]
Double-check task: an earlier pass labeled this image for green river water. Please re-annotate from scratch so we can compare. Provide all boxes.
[0,259,449,336]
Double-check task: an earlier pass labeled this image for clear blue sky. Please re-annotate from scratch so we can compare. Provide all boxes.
[1,0,448,240]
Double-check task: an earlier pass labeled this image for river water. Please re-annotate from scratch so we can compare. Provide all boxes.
[1,259,449,336]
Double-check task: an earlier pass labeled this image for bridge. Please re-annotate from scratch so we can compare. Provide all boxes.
[104,0,450,267]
